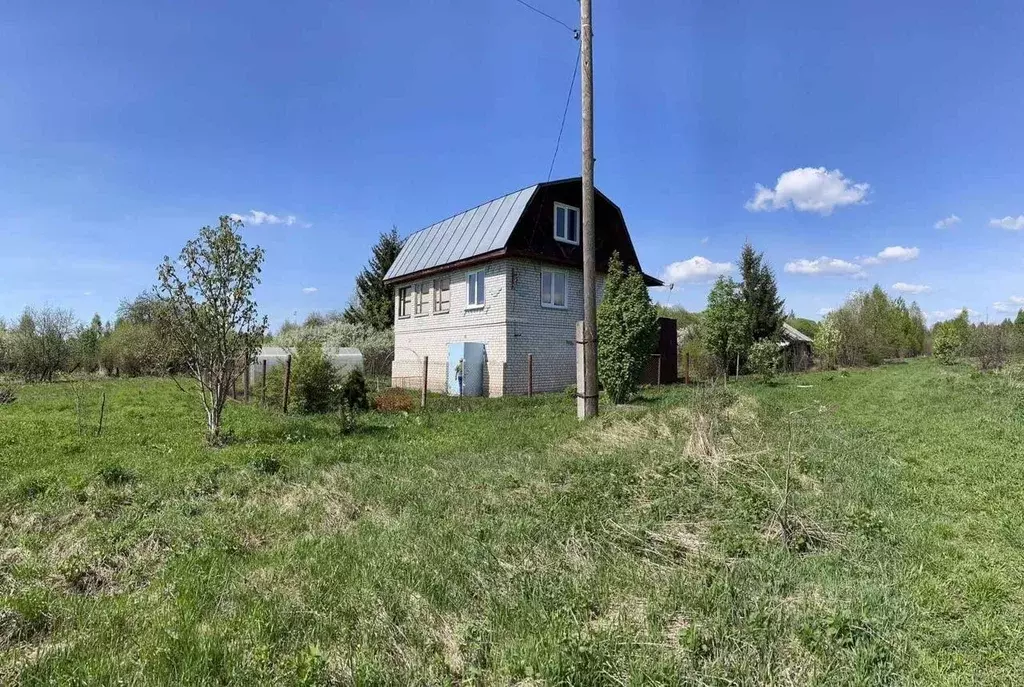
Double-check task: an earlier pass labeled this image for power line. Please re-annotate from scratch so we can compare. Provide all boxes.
[512,0,578,36]
[547,50,580,181]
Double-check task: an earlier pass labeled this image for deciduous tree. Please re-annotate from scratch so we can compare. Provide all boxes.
[156,216,268,443]
[702,276,749,374]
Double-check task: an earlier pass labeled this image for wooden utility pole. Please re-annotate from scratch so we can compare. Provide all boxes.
[578,0,598,420]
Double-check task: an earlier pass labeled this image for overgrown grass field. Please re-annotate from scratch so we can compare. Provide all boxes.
[2,360,1023,684]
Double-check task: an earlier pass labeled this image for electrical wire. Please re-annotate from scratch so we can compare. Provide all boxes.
[547,50,580,181]
[512,0,578,35]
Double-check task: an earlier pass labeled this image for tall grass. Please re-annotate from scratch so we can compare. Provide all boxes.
[1,360,1022,683]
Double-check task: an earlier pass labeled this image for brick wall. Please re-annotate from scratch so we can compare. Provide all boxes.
[504,258,604,395]
[391,257,604,397]
[391,260,509,396]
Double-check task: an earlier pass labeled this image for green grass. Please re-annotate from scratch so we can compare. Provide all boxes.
[1,360,1023,684]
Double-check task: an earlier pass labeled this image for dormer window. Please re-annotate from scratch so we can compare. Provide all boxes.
[554,203,580,245]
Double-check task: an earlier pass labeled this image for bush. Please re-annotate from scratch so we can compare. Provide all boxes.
[933,310,971,365]
[748,339,780,384]
[291,340,341,414]
[340,369,369,411]
[100,322,167,377]
[970,324,1010,371]
[10,307,78,381]
[373,388,415,413]
[597,252,659,404]
[276,320,393,382]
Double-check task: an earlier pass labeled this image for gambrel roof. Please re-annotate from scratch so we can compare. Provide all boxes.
[384,178,661,286]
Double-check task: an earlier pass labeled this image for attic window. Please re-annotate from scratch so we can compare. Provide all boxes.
[554,203,579,245]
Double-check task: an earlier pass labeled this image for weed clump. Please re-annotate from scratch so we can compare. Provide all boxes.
[98,464,136,487]
[0,387,16,405]
[373,388,415,413]
[686,384,737,464]
[251,455,284,475]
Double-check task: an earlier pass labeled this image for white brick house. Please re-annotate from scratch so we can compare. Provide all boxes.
[384,178,661,396]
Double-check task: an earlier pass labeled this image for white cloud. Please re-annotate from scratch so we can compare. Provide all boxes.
[817,307,834,317]
[858,246,920,266]
[892,282,931,294]
[700,236,709,245]
[302,287,318,294]
[784,256,866,278]
[659,256,734,285]
[934,214,961,229]
[993,296,1024,313]
[989,215,1024,231]
[877,246,919,262]
[745,167,869,215]
[83,291,93,296]
[230,210,300,227]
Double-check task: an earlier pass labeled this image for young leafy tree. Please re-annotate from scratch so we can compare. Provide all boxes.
[76,313,104,373]
[702,276,749,373]
[343,227,404,331]
[740,241,785,343]
[597,252,659,404]
[813,314,843,370]
[156,216,268,443]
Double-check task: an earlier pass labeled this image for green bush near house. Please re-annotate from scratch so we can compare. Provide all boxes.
[597,252,659,404]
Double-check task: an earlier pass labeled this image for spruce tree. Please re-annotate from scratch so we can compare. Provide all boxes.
[343,227,404,331]
[739,241,785,343]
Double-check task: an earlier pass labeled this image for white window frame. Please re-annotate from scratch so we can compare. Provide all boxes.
[433,276,451,314]
[397,286,412,318]
[540,269,568,309]
[414,282,430,316]
[466,269,486,310]
[553,202,580,245]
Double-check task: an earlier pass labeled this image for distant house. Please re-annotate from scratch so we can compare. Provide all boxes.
[780,322,814,371]
[383,178,661,396]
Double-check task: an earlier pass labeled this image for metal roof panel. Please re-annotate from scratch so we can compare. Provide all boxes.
[384,184,538,281]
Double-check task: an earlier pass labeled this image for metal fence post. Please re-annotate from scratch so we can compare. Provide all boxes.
[685,352,690,385]
[261,359,267,405]
[527,353,533,397]
[421,356,428,408]
[244,360,251,403]
[283,354,292,413]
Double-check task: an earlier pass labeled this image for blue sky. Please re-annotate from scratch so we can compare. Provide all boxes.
[2,0,1023,328]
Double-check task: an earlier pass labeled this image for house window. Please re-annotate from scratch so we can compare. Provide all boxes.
[541,270,567,308]
[466,269,486,308]
[433,276,450,313]
[414,282,429,316]
[554,202,580,245]
[397,286,412,318]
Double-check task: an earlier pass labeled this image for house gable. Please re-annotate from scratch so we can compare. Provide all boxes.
[504,178,654,284]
